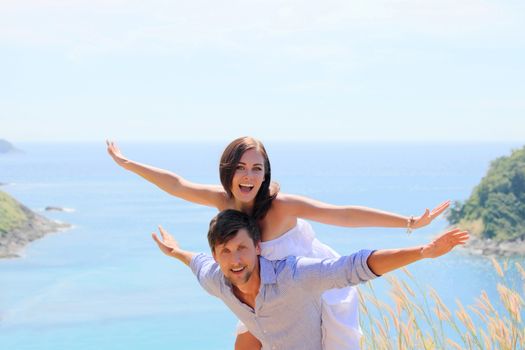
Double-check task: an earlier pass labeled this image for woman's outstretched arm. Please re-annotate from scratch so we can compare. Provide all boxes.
[276,193,449,230]
[107,140,225,208]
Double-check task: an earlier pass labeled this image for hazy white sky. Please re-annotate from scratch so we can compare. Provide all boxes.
[1,0,524,142]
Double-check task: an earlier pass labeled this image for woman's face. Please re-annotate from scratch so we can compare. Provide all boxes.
[230,148,265,203]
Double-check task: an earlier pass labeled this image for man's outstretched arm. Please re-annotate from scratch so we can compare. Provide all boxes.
[152,225,196,266]
[367,228,469,276]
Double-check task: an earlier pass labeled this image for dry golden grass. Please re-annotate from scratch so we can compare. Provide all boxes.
[359,261,525,350]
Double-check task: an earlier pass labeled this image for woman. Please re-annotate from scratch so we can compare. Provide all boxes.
[106,137,449,350]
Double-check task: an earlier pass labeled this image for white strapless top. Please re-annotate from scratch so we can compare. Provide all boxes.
[259,219,340,260]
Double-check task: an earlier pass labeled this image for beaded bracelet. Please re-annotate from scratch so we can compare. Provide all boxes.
[407,216,415,235]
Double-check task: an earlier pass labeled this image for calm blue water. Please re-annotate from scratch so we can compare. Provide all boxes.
[0,142,523,349]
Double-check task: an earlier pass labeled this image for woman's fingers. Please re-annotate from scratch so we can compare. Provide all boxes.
[152,232,165,248]
[158,225,169,240]
[430,200,451,217]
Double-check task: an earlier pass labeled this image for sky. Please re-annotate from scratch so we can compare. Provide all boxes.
[1,0,524,142]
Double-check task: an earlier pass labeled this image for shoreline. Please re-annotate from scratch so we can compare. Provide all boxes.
[0,205,71,259]
[463,235,525,257]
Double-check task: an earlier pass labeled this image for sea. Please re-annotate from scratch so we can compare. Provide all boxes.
[0,141,523,350]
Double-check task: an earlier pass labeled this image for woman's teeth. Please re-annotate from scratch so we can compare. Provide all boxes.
[231,267,245,272]
[239,184,254,193]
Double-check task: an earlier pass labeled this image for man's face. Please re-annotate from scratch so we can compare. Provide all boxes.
[212,228,261,287]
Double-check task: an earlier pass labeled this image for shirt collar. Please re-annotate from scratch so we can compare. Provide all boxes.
[259,256,277,285]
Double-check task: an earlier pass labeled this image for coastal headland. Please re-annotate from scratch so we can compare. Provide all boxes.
[0,190,70,258]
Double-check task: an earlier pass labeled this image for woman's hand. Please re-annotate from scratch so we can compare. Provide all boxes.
[106,140,129,168]
[411,200,451,229]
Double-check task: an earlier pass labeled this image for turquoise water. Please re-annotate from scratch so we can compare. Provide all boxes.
[0,142,523,349]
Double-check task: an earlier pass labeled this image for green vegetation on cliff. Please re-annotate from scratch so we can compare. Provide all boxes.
[1,189,70,258]
[0,191,28,236]
[448,146,525,241]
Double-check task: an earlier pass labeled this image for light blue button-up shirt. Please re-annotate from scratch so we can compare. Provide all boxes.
[190,249,378,350]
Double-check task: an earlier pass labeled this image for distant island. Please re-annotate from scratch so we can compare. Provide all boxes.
[448,145,525,256]
[0,139,22,154]
[0,190,70,258]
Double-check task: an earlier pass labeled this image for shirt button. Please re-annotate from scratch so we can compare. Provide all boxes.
[263,330,267,334]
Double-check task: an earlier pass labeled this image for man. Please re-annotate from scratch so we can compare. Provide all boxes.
[152,210,468,350]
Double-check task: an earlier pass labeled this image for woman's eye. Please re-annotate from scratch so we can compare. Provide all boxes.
[236,165,245,170]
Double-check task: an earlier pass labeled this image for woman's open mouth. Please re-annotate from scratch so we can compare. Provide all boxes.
[239,184,254,193]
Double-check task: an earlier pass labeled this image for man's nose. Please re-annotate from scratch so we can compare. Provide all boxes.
[232,251,241,264]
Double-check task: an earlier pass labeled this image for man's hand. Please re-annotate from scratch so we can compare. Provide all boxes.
[411,200,451,229]
[152,225,196,266]
[152,225,181,257]
[421,228,469,258]
[367,227,469,276]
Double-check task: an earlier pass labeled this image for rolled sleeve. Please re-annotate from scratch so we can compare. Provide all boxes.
[292,249,379,293]
[346,249,379,284]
